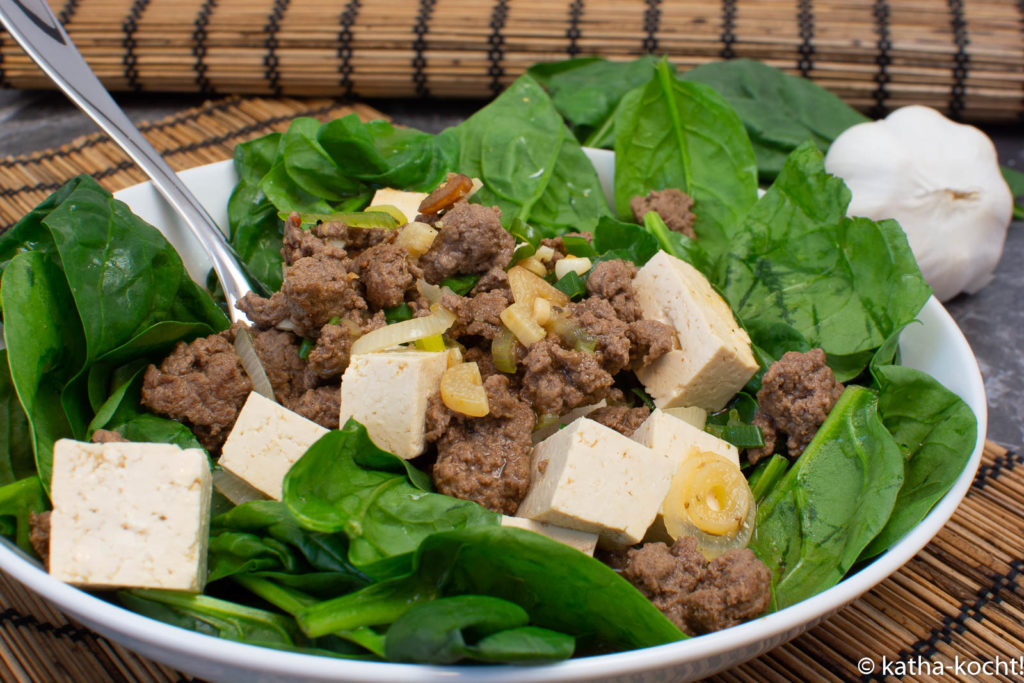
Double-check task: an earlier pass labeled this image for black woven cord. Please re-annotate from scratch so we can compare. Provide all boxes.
[337,0,361,98]
[642,0,661,53]
[871,0,892,118]
[487,0,509,95]
[122,0,152,92]
[0,606,94,643]
[796,0,815,77]
[566,0,584,57]
[720,0,737,60]
[263,0,291,97]
[57,0,81,26]
[880,559,1024,681]
[970,448,1023,492]
[947,0,970,120]
[192,0,218,95]
[412,0,436,97]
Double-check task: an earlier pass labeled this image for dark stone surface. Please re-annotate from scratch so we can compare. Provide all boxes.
[0,90,1020,450]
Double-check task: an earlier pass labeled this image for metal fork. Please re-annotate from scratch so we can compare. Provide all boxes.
[0,0,254,322]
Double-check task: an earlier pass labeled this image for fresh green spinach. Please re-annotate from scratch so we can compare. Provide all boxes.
[751,386,904,609]
[613,60,759,252]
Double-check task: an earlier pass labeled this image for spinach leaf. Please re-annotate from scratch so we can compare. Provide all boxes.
[440,274,480,296]
[299,526,684,655]
[591,215,660,265]
[751,386,904,609]
[446,74,610,237]
[1002,165,1024,220]
[384,595,574,664]
[228,134,287,292]
[859,365,977,559]
[527,56,662,148]
[317,117,456,192]
[0,351,36,487]
[715,143,931,381]
[282,118,366,201]
[1,251,84,489]
[282,421,497,573]
[0,476,48,554]
[613,60,758,252]
[682,59,869,181]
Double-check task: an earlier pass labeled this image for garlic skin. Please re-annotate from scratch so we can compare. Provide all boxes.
[824,105,1013,301]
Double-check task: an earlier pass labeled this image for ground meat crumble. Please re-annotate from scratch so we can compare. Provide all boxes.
[630,188,697,239]
[748,348,845,464]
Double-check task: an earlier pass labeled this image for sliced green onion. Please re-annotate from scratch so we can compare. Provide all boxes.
[560,235,598,258]
[491,326,519,374]
[547,316,596,353]
[367,204,408,225]
[297,337,315,360]
[705,409,765,449]
[284,211,400,230]
[441,274,481,296]
[414,334,446,352]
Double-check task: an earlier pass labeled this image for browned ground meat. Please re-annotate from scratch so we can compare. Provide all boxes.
[586,259,641,322]
[748,348,844,464]
[91,428,128,443]
[432,375,534,514]
[521,337,614,416]
[683,549,774,634]
[141,332,253,451]
[281,212,348,265]
[355,242,418,309]
[569,297,631,375]
[588,405,651,436]
[312,219,393,252]
[289,385,341,429]
[236,291,289,329]
[469,266,510,295]
[419,201,514,283]
[627,319,676,369]
[630,189,697,239]
[423,392,453,444]
[252,327,312,403]
[281,255,368,337]
[306,323,353,379]
[29,511,49,567]
[622,537,771,635]
[455,289,513,341]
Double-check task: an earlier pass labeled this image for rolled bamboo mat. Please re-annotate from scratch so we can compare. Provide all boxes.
[0,0,1022,122]
[0,96,1020,681]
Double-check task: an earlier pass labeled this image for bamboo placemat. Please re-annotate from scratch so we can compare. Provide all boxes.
[0,0,1022,122]
[0,96,1021,681]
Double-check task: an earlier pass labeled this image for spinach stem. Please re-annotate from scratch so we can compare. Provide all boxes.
[296,577,434,638]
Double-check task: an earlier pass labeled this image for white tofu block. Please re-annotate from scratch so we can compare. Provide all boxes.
[369,187,429,223]
[219,392,328,501]
[631,409,739,471]
[517,418,675,549]
[633,251,758,411]
[631,409,740,543]
[49,439,211,591]
[340,350,449,459]
[501,516,599,556]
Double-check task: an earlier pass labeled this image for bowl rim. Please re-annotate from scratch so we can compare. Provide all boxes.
[0,157,988,681]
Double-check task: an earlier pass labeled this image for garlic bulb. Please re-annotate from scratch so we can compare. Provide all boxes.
[824,105,1013,301]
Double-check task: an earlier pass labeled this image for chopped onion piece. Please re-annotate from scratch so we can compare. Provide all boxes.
[416,278,443,304]
[500,302,546,346]
[351,306,456,355]
[555,256,593,280]
[440,362,489,417]
[213,468,268,506]
[234,327,276,400]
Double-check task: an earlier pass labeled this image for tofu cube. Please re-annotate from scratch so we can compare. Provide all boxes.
[219,392,328,500]
[369,187,429,224]
[633,251,758,411]
[501,516,599,556]
[516,417,675,548]
[49,439,211,591]
[339,351,449,459]
[631,409,739,542]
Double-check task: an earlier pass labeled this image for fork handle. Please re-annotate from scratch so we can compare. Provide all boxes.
[0,0,256,319]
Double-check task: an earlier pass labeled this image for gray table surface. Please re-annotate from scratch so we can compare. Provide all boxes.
[0,89,1020,453]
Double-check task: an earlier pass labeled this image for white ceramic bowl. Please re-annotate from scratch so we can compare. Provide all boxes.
[0,153,987,682]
